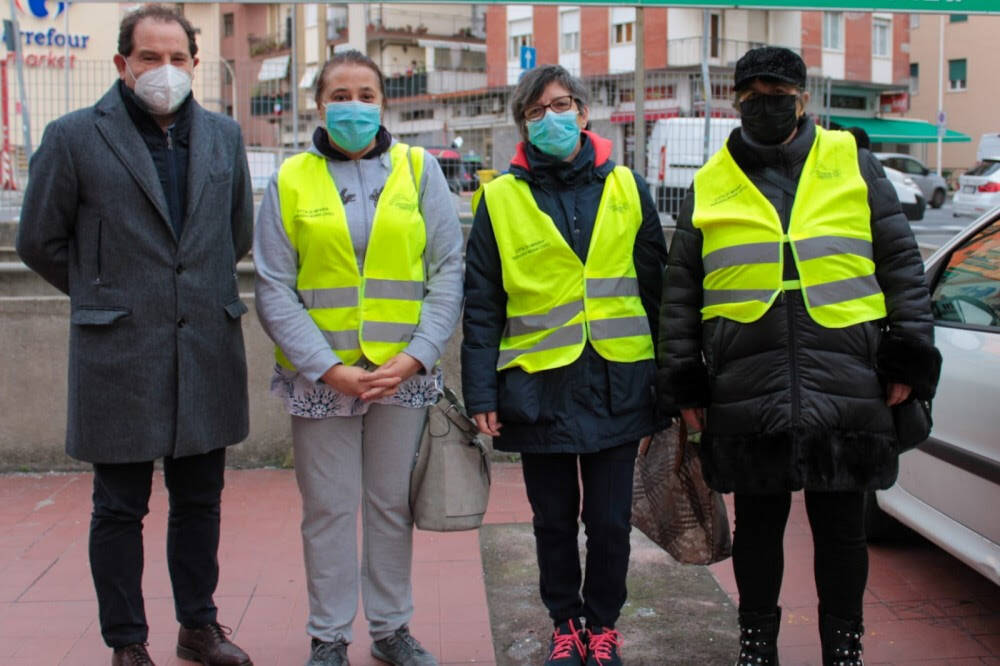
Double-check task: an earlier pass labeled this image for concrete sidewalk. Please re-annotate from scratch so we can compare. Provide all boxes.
[0,464,997,665]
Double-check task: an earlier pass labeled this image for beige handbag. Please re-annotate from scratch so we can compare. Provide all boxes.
[631,419,732,565]
[409,387,492,531]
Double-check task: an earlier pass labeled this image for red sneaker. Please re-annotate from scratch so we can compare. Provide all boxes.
[585,627,622,666]
[544,619,587,666]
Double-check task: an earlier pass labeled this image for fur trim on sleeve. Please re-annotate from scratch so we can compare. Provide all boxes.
[877,334,942,400]
[659,360,711,410]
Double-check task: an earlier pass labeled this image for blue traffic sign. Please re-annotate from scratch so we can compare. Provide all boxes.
[520,45,536,71]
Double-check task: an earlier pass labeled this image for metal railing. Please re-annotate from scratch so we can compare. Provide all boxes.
[0,56,869,219]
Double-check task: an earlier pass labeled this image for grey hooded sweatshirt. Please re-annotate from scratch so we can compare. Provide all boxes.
[253,136,463,394]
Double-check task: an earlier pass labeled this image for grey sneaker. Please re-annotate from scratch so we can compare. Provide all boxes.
[306,638,349,666]
[370,626,438,666]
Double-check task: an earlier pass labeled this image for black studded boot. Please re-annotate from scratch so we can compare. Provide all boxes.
[819,613,864,666]
[735,607,780,666]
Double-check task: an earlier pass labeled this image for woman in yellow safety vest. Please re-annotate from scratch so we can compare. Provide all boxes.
[657,47,941,666]
[462,65,668,666]
[253,50,462,666]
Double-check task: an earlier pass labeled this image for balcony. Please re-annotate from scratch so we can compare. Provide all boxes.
[666,37,801,68]
[385,71,488,100]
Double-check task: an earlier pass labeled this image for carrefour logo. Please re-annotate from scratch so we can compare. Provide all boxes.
[15,0,66,19]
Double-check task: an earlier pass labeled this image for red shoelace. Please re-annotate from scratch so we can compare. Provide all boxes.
[548,621,585,660]
[587,629,622,664]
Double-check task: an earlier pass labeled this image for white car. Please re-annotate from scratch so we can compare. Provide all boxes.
[883,165,926,221]
[953,159,1000,219]
[867,205,1000,585]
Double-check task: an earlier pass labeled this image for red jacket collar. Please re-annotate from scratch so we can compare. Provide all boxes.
[509,130,612,170]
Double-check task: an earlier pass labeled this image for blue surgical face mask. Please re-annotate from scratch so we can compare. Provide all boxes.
[527,110,581,160]
[324,101,381,154]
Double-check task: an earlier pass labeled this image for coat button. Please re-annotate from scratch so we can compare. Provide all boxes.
[175,264,184,274]
[177,318,186,328]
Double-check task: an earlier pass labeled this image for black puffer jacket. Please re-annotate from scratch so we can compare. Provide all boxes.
[658,117,941,493]
[462,131,668,453]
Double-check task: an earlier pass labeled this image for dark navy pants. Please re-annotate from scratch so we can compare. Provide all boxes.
[89,448,225,647]
[521,441,638,629]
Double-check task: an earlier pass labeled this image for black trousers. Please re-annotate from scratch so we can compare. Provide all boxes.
[89,448,226,648]
[732,490,868,621]
[521,441,638,629]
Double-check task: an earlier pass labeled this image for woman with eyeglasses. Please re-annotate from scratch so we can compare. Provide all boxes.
[253,50,462,666]
[462,64,667,666]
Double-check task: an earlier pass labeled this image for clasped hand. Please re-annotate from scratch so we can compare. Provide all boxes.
[320,353,423,401]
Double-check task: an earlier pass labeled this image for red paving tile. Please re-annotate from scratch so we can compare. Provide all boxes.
[0,466,996,665]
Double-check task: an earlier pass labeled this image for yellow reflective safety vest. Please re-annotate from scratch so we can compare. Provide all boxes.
[276,142,426,368]
[486,166,654,373]
[692,125,887,328]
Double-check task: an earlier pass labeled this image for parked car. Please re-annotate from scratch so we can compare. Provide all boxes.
[884,165,926,221]
[874,152,949,209]
[866,205,1000,585]
[953,159,1000,219]
[424,147,479,194]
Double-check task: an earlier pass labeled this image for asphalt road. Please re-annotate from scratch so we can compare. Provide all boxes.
[911,198,976,254]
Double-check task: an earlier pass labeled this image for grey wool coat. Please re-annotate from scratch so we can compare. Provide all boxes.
[16,83,254,463]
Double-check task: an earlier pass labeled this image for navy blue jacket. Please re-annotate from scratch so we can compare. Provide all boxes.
[462,131,668,453]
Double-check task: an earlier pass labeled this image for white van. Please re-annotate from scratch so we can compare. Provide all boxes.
[977,133,1000,162]
[645,116,741,220]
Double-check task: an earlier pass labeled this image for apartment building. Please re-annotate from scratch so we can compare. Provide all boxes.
[220,3,486,152]
[483,5,927,170]
[905,13,1000,174]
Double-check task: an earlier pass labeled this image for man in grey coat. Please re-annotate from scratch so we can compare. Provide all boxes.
[16,6,253,666]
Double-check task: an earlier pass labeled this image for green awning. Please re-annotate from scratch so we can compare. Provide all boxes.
[829,115,972,144]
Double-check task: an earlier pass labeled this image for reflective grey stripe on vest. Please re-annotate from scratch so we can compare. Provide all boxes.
[298,287,358,309]
[321,329,361,350]
[702,242,778,275]
[589,316,651,341]
[496,323,584,369]
[504,300,583,339]
[586,277,640,298]
[365,278,424,301]
[794,235,874,262]
[703,288,774,307]
[362,320,417,344]
[804,274,882,308]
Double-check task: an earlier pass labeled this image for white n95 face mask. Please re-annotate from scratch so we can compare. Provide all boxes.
[130,63,192,115]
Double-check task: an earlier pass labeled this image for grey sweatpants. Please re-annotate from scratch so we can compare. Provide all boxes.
[291,403,427,644]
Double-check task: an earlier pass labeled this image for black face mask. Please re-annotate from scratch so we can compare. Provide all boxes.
[739,94,799,145]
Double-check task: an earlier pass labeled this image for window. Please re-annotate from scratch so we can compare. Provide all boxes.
[932,221,1000,330]
[950,14,968,23]
[710,12,721,59]
[910,14,920,29]
[910,62,919,95]
[223,13,234,38]
[401,108,434,121]
[823,12,843,50]
[611,6,635,46]
[873,18,891,57]
[613,22,634,45]
[508,18,532,60]
[949,58,967,91]
[560,9,579,53]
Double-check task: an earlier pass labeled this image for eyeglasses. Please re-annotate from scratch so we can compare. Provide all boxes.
[523,95,575,122]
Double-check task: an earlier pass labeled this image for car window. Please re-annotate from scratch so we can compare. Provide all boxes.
[931,220,1000,330]
[902,158,925,175]
[881,158,901,171]
[965,160,1000,177]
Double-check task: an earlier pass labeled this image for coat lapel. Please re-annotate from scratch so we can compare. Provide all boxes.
[184,104,216,232]
[94,85,174,238]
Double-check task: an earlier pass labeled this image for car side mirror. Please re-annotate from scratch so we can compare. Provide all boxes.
[923,168,930,176]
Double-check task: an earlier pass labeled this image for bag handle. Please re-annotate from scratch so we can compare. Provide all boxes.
[674,419,689,474]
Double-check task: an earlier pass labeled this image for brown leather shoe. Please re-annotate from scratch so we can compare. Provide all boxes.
[176,623,252,666]
[112,643,155,665]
